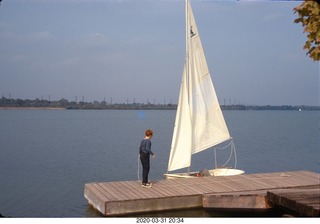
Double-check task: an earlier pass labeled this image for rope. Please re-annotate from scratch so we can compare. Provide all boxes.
[213,139,238,169]
[233,141,238,169]
[137,154,140,181]
[214,139,233,150]
[221,140,233,167]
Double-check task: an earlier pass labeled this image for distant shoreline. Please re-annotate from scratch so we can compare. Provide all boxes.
[0,105,319,111]
[1,97,319,110]
[0,107,65,110]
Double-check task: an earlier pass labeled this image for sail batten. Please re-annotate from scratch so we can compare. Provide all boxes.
[167,0,230,172]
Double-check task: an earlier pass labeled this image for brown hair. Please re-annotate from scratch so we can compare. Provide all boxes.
[145,129,153,137]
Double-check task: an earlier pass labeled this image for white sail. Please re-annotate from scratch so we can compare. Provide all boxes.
[167,0,231,172]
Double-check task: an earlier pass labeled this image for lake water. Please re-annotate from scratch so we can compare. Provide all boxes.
[0,109,319,217]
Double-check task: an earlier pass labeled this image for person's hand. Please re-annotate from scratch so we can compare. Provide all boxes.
[152,154,156,159]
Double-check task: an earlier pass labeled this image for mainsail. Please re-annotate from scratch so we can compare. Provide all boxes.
[167,0,231,172]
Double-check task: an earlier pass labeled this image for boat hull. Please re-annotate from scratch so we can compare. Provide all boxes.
[210,168,245,176]
[164,168,245,179]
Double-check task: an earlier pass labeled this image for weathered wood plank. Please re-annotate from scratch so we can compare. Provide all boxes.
[126,181,167,198]
[156,184,187,197]
[104,194,203,216]
[294,171,320,182]
[84,183,109,214]
[203,193,270,209]
[98,182,132,201]
[178,183,209,195]
[123,181,155,198]
[84,171,320,216]
[98,182,129,201]
[201,181,229,192]
[89,183,117,201]
[267,187,320,217]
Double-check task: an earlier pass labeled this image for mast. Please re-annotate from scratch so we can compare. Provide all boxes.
[185,0,187,55]
[185,0,191,174]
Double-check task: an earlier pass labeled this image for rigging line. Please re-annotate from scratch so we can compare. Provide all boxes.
[233,141,238,168]
[214,139,233,150]
[221,140,236,167]
[137,154,140,181]
[213,139,237,168]
[220,143,234,167]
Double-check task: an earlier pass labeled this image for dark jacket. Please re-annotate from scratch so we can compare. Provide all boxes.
[139,139,154,156]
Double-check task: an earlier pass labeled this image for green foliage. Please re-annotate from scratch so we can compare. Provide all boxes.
[294,0,320,61]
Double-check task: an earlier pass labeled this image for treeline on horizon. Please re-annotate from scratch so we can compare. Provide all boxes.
[0,97,319,111]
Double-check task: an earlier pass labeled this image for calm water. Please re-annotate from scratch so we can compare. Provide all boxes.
[0,109,319,217]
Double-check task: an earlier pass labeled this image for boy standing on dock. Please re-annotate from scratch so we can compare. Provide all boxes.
[139,129,155,188]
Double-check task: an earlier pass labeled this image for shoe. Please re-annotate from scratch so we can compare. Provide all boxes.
[141,183,152,188]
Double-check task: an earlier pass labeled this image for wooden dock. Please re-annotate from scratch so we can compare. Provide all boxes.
[267,187,319,216]
[84,170,319,216]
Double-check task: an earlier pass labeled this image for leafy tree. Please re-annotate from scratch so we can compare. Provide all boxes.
[294,0,320,61]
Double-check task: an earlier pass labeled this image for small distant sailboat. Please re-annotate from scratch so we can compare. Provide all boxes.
[164,0,244,179]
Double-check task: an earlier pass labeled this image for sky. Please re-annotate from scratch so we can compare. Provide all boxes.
[0,0,319,106]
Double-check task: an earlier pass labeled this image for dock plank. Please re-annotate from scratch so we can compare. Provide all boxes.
[84,171,320,216]
[126,181,166,198]
[98,182,130,201]
[98,184,120,201]
[267,187,320,217]
[117,181,150,200]
[84,183,109,214]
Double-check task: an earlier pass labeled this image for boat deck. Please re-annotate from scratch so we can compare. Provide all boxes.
[84,170,319,216]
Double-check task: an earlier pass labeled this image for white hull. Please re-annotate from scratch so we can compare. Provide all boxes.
[164,168,245,179]
[210,168,245,176]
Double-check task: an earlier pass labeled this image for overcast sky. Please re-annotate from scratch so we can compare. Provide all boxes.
[0,0,319,106]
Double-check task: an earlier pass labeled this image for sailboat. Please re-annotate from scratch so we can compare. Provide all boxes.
[164,0,244,179]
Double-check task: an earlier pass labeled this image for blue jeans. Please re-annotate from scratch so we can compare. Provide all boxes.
[140,153,150,184]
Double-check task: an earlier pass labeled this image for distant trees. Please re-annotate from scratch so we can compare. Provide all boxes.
[0,97,68,108]
[294,0,320,61]
[0,97,177,110]
[1,97,319,110]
